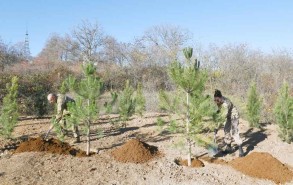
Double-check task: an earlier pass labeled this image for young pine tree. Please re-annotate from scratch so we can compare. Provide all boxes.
[0,76,19,139]
[118,80,136,127]
[159,47,218,166]
[274,82,293,143]
[246,81,262,128]
[135,83,146,117]
[66,63,104,155]
[118,81,146,127]
[105,91,118,114]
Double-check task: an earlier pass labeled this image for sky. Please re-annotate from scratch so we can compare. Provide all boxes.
[0,0,293,56]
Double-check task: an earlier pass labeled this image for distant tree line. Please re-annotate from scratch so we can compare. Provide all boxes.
[0,20,292,124]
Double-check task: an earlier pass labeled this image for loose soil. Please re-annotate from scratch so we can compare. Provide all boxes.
[175,158,205,168]
[199,152,293,184]
[111,138,160,163]
[14,137,87,157]
[199,156,228,165]
[1,113,293,185]
[229,152,293,184]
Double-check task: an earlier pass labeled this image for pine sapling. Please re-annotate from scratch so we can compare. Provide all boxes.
[0,76,19,139]
[118,80,136,127]
[274,82,293,143]
[159,47,219,166]
[105,92,118,114]
[66,63,104,155]
[135,83,146,117]
[104,91,118,127]
[246,81,262,128]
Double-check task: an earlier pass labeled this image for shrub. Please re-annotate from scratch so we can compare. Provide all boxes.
[0,65,75,116]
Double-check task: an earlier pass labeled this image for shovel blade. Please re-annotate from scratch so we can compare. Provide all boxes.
[207,145,219,157]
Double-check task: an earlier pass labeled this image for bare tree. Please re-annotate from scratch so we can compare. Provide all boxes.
[101,36,128,67]
[38,34,65,63]
[140,24,192,66]
[0,39,23,71]
[38,34,81,64]
[62,34,81,62]
[72,20,104,62]
[210,44,263,97]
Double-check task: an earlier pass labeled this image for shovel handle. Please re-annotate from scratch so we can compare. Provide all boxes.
[213,130,217,144]
[44,125,54,140]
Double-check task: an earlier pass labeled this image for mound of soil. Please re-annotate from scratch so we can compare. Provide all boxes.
[111,139,160,163]
[229,152,293,184]
[14,137,87,157]
[175,158,205,168]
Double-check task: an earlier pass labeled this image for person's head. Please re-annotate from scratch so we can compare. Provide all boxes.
[47,93,57,104]
[214,89,223,106]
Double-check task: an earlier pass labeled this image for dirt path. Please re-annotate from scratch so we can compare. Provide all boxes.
[0,113,293,185]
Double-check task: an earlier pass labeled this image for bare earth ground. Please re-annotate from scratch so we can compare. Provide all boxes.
[0,112,293,185]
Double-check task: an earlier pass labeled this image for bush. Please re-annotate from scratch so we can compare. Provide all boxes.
[0,65,75,116]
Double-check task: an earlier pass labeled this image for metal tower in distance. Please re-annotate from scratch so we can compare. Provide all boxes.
[24,29,32,62]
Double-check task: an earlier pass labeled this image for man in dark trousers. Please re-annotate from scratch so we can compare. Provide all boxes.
[214,89,244,157]
[47,93,80,143]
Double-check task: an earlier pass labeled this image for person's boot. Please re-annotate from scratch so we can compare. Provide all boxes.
[72,126,80,144]
[224,144,232,154]
[238,145,244,157]
[76,136,81,143]
[71,136,80,144]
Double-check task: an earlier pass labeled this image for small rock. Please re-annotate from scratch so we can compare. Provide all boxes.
[89,168,96,172]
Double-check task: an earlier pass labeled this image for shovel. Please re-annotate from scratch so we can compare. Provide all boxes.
[207,130,219,157]
[43,117,63,140]
[43,125,54,140]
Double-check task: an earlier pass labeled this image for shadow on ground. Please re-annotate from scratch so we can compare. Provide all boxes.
[241,127,268,156]
[213,126,268,157]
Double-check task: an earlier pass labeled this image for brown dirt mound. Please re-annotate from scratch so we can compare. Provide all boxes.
[111,139,160,163]
[229,152,293,184]
[175,158,205,168]
[14,137,87,157]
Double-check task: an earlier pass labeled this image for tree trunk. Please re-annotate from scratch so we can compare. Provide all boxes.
[86,99,91,156]
[86,121,90,156]
[186,92,191,166]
